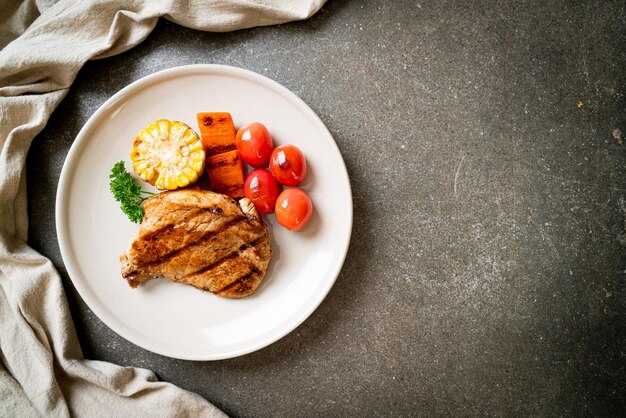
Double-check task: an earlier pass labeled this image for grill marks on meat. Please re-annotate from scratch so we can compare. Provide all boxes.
[128,215,246,270]
[120,190,271,298]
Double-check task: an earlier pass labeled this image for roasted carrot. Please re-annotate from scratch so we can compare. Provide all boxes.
[196,112,236,156]
[205,149,245,198]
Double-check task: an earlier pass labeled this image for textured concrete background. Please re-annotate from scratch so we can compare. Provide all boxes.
[27,0,625,416]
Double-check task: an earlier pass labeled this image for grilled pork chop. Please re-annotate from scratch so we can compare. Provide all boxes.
[120,189,271,298]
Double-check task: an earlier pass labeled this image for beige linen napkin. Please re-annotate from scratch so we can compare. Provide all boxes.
[0,1,324,416]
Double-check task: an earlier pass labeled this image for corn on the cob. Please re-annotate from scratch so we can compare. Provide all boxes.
[130,119,205,190]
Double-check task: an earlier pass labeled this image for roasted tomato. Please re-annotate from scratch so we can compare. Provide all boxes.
[235,122,273,167]
[244,169,280,214]
[269,144,307,186]
[275,188,313,231]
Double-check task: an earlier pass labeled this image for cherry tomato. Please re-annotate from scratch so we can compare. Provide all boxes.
[275,188,313,231]
[269,145,307,186]
[236,122,273,167]
[244,169,280,214]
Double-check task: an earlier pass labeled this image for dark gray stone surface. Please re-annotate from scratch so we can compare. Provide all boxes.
[27,0,625,416]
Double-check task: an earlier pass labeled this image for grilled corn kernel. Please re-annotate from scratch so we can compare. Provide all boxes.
[130,119,205,190]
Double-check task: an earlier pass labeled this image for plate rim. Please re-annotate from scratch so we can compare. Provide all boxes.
[55,64,353,360]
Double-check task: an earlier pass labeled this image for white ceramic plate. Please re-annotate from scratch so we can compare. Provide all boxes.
[56,65,352,360]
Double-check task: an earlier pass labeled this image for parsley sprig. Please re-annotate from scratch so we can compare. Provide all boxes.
[109,161,155,223]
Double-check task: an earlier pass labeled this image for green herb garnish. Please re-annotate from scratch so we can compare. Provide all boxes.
[109,161,155,223]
